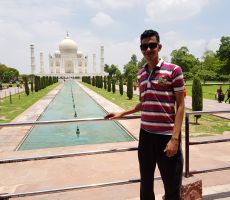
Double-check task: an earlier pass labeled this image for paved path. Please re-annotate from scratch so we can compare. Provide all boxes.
[185,96,230,119]
[2,85,230,119]
[0,86,24,99]
[119,85,230,119]
[0,81,229,199]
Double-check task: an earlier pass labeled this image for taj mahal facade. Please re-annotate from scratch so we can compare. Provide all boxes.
[31,34,105,78]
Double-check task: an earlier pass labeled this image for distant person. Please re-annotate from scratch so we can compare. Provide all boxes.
[16,80,19,87]
[105,30,184,200]
[225,86,230,103]
[217,86,224,103]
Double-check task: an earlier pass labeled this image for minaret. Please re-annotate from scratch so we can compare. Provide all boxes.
[30,44,36,74]
[93,53,96,74]
[40,52,44,74]
[85,55,88,73]
[100,46,104,74]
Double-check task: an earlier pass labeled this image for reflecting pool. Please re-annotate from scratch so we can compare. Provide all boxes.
[19,80,133,150]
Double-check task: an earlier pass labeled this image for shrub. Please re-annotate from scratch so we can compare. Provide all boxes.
[112,78,115,93]
[127,75,133,100]
[119,76,123,95]
[107,76,111,92]
[192,76,203,124]
[23,76,30,96]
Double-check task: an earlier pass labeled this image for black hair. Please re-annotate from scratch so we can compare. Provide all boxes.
[140,30,160,43]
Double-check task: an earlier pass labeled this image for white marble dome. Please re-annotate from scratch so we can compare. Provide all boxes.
[59,36,77,53]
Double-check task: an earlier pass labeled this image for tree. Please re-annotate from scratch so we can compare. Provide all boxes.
[31,81,34,93]
[171,46,200,73]
[34,76,39,92]
[0,64,7,81]
[127,75,133,100]
[115,68,121,79]
[49,76,52,85]
[92,76,95,86]
[99,76,103,88]
[137,57,146,69]
[119,76,123,96]
[104,64,119,77]
[23,76,30,96]
[196,69,217,83]
[112,78,116,93]
[130,54,138,66]
[202,50,223,74]
[107,76,111,92]
[41,76,45,89]
[2,67,19,83]
[104,76,107,90]
[30,75,34,93]
[0,64,19,83]
[192,76,203,124]
[216,36,230,74]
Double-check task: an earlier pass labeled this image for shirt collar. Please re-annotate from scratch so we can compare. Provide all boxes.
[144,58,164,72]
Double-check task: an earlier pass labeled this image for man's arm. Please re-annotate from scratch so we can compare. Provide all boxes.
[164,91,185,157]
[105,102,142,119]
[172,91,185,140]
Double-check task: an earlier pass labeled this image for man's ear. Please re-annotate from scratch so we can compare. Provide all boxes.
[158,44,162,52]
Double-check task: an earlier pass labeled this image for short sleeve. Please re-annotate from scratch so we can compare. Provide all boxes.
[172,65,184,92]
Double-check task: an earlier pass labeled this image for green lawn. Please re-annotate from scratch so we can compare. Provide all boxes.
[1,81,229,136]
[0,83,60,123]
[82,82,230,137]
[186,84,229,100]
[82,83,140,111]
[182,114,230,137]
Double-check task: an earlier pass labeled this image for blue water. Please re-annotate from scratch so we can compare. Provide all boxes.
[19,80,133,150]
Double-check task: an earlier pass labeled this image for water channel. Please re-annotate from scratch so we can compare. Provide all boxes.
[19,80,133,150]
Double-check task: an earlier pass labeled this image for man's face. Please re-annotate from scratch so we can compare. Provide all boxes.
[140,36,161,62]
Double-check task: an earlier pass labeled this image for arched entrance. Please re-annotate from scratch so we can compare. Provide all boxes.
[65,61,74,73]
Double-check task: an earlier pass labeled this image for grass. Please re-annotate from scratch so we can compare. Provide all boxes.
[0,83,60,123]
[1,81,229,137]
[186,84,229,100]
[82,82,230,137]
[182,114,230,137]
[82,83,140,111]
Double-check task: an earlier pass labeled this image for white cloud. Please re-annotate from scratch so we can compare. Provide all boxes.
[103,38,143,72]
[85,0,140,9]
[145,0,209,22]
[102,0,140,8]
[0,1,71,23]
[160,31,220,61]
[0,0,226,75]
[175,38,220,58]
[207,38,220,52]
[72,33,142,73]
[91,12,114,26]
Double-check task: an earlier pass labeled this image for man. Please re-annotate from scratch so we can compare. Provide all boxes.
[225,86,230,103]
[105,30,185,200]
[216,86,224,103]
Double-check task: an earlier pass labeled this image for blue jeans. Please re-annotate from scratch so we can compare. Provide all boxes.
[138,128,183,200]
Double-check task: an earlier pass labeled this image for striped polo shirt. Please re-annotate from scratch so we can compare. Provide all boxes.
[137,59,184,134]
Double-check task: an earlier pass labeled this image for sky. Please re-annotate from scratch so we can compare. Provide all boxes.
[0,0,229,74]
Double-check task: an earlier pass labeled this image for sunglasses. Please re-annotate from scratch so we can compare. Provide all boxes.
[140,42,158,51]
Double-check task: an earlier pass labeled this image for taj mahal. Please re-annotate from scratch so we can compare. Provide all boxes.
[31,33,105,77]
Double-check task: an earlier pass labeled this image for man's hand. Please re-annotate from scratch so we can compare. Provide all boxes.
[104,112,123,119]
[164,138,179,157]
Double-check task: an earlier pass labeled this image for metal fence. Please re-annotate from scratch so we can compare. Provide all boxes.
[0,112,230,199]
[185,110,230,178]
[0,116,142,199]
